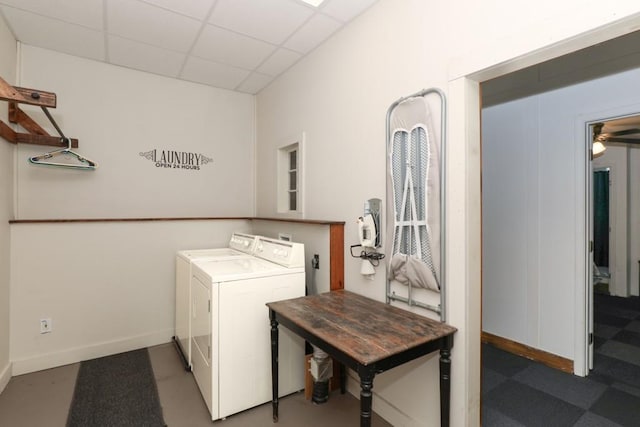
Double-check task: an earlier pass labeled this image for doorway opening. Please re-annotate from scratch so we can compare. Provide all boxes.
[587,113,640,375]
[592,167,610,296]
[592,168,610,294]
[480,30,640,379]
[477,27,640,425]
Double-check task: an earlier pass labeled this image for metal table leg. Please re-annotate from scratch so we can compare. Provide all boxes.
[270,310,279,422]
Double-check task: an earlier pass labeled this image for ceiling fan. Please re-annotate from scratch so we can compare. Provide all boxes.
[593,122,640,145]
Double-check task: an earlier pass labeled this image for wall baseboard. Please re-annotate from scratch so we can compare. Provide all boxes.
[0,361,11,394]
[481,332,573,373]
[11,329,172,376]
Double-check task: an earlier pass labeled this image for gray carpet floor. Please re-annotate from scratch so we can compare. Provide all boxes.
[483,294,640,426]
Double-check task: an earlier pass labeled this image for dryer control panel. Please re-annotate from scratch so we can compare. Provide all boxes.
[254,236,304,268]
[228,233,258,254]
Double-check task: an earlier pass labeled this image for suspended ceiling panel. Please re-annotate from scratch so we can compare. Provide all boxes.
[0,0,378,94]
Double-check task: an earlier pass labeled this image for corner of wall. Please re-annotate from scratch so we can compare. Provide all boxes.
[0,360,10,394]
[0,6,17,394]
[252,93,258,217]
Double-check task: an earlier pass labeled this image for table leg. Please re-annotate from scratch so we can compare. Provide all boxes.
[340,363,346,394]
[440,335,454,427]
[359,370,375,427]
[270,310,279,423]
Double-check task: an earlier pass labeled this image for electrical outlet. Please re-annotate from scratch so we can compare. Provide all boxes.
[40,318,52,334]
[312,254,320,269]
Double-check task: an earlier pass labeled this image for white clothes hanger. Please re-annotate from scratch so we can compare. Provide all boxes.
[28,107,97,170]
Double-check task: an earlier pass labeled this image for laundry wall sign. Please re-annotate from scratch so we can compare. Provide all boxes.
[139,149,213,171]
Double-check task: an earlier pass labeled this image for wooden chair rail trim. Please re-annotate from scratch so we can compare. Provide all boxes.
[10,217,346,225]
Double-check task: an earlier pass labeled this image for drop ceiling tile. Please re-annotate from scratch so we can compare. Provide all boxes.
[192,25,276,70]
[138,0,215,20]
[181,56,250,90]
[107,0,201,53]
[0,0,104,30]
[236,72,273,94]
[257,48,301,76]
[210,0,313,45]
[320,0,377,22]
[1,6,105,61]
[284,13,341,54]
[108,35,185,78]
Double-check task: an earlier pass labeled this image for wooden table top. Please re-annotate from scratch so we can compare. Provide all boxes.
[267,290,457,366]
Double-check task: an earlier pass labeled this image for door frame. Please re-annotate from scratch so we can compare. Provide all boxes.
[455,12,640,420]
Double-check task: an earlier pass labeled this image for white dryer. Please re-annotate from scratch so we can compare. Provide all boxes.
[175,232,258,369]
[190,237,305,420]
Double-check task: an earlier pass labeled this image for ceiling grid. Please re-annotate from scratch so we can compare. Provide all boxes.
[0,0,378,94]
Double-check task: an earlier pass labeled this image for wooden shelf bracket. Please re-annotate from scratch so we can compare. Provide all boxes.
[0,75,78,148]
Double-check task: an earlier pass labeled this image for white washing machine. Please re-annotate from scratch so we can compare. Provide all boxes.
[175,232,258,369]
[190,236,305,420]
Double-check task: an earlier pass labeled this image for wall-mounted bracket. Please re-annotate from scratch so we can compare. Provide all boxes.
[0,75,78,148]
[0,76,56,108]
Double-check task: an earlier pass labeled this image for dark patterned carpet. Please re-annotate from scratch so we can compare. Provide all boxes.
[482,294,640,426]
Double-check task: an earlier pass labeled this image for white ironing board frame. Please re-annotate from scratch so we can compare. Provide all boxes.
[385,88,447,322]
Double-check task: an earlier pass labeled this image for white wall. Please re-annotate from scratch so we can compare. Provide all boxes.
[483,68,640,360]
[256,6,464,424]
[10,219,251,374]
[482,97,539,345]
[254,2,465,426]
[0,12,16,393]
[7,45,258,374]
[256,0,640,425]
[16,45,255,219]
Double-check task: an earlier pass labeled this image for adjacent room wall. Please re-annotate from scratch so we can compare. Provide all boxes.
[0,13,16,393]
[483,67,640,360]
[593,146,629,297]
[628,149,640,296]
[256,0,640,424]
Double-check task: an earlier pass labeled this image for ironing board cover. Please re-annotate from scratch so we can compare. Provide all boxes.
[386,96,440,292]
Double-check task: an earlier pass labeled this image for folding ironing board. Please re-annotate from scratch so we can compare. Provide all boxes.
[385,88,447,321]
